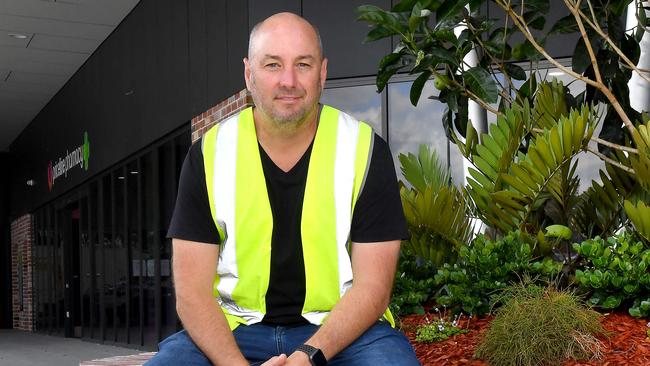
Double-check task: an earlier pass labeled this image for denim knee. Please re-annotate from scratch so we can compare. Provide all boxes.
[329,322,421,366]
[144,330,211,366]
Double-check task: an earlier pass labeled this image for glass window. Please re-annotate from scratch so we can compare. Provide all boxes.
[140,152,157,347]
[103,174,115,342]
[321,84,383,136]
[114,167,128,344]
[387,80,465,186]
[127,159,141,345]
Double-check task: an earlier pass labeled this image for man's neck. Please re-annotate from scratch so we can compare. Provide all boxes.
[253,105,320,172]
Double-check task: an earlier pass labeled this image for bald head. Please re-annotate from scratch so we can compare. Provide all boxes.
[248,12,323,62]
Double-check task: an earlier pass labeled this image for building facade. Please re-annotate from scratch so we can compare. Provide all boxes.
[0,0,583,350]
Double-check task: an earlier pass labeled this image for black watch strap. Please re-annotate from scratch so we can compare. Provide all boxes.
[295,344,327,366]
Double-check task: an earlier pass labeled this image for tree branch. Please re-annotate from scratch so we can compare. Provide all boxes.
[574,1,650,87]
[494,0,637,137]
[565,0,603,84]
[587,146,635,173]
[592,137,639,154]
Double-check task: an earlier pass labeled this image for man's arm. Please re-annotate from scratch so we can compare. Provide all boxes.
[173,239,248,365]
[286,240,401,365]
[174,238,268,366]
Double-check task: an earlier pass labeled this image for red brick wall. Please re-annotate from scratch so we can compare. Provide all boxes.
[11,214,33,331]
[191,89,253,143]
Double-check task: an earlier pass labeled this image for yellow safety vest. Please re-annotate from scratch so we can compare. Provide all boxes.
[201,105,394,329]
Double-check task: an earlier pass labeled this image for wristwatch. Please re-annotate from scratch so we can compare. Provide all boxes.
[295,344,327,366]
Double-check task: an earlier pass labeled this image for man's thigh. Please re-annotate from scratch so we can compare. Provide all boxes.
[329,322,421,366]
[144,330,211,366]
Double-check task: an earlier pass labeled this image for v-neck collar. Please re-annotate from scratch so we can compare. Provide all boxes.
[256,105,322,175]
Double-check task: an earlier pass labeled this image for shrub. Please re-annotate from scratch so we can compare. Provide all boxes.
[390,250,437,316]
[475,283,606,366]
[434,231,561,316]
[573,233,650,317]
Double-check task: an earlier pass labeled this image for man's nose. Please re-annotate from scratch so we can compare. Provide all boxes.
[278,66,297,88]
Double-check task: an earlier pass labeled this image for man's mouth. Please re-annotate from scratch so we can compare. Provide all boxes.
[276,95,302,102]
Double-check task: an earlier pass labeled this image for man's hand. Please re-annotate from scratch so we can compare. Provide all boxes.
[261,354,288,365]
[285,351,312,365]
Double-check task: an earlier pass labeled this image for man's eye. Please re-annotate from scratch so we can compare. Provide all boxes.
[297,63,311,69]
[265,63,280,69]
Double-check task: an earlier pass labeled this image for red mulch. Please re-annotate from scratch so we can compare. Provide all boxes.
[400,312,650,365]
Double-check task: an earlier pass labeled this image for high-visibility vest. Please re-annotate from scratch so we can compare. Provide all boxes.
[201,105,394,330]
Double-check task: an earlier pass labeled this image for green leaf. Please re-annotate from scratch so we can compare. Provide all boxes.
[410,71,432,106]
[364,25,398,43]
[519,73,537,99]
[503,63,526,81]
[602,295,622,309]
[528,16,546,30]
[376,53,405,92]
[429,46,460,67]
[549,15,578,35]
[436,0,470,29]
[572,36,602,74]
[392,0,420,12]
[463,67,498,103]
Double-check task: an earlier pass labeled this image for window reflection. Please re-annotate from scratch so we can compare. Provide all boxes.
[321,84,383,136]
[387,80,465,186]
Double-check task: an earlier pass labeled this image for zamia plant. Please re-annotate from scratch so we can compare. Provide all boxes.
[399,145,473,266]
[459,81,597,234]
[624,121,650,242]
[572,158,636,238]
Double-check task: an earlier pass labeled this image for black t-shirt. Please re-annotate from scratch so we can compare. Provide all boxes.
[168,131,408,325]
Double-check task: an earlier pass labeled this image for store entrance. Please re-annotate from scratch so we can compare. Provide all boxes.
[61,202,81,338]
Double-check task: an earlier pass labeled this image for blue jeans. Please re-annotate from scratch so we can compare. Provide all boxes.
[145,321,420,365]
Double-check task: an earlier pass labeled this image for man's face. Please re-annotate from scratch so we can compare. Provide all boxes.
[244,17,327,126]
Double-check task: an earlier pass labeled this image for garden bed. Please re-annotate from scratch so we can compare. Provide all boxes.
[401,312,650,365]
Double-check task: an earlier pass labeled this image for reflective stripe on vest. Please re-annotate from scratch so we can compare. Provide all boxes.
[201,105,391,329]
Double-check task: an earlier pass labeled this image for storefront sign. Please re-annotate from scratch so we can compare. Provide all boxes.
[47,132,90,191]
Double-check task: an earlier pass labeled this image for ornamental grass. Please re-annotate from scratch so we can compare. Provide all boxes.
[474,283,606,366]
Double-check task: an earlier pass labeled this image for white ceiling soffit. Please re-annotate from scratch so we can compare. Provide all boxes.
[0,0,140,152]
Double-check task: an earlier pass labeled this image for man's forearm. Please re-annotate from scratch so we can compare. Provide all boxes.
[301,282,390,361]
[177,295,248,366]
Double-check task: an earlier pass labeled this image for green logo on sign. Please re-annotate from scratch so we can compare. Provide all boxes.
[83,131,90,171]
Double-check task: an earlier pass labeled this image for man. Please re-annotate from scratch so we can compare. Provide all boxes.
[147,12,420,366]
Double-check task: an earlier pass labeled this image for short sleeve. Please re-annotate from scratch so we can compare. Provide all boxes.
[350,134,409,243]
[167,140,221,244]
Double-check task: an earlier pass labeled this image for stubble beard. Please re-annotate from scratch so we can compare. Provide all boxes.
[250,74,322,131]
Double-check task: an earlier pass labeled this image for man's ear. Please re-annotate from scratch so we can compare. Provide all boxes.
[320,58,328,89]
[243,57,252,90]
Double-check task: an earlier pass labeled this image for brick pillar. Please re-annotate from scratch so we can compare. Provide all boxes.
[11,214,33,331]
[191,89,254,143]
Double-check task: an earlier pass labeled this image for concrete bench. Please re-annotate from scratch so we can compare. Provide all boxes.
[80,352,157,366]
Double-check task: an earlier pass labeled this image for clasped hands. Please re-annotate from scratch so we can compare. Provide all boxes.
[260,350,313,366]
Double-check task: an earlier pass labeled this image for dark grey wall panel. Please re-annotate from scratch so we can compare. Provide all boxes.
[188,0,208,116]
[206,0,228,107]
[225,0,249,98]
[540,0,580,59]
[248,0,301,28]
[9,0,194,217]
[303,0,392,79]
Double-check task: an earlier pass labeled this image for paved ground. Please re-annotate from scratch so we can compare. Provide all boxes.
[0,329,142,366]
